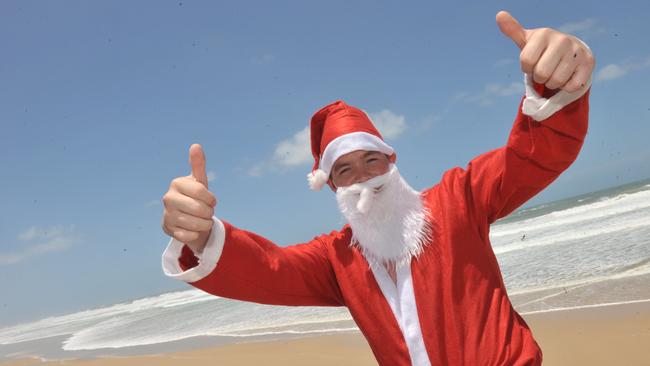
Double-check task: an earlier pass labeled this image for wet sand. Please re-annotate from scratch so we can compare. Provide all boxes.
[3,273,650,366]
[2,299,649,366]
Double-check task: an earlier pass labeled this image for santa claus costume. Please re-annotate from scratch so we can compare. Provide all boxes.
[163,73,591,365]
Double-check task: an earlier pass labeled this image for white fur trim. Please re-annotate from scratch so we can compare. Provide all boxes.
[522,73,592,121]
[320,131,394,175]
[162,217,225,283]
[357,186,374,213]
[307,169,328,191]
[370,261,431,365]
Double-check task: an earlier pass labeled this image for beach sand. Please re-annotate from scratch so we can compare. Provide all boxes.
[2,299,649,366]
[524,300,650,366]
[0,332,376,366]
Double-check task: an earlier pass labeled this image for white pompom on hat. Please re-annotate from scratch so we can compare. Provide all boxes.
[307,100,396,191]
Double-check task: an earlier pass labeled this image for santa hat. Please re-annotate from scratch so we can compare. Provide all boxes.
[307,100,396,191]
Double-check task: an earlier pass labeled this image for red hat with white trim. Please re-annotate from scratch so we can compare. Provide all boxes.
[307,100,396,191]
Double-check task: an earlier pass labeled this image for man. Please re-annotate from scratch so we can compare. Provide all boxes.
[161,11,594,365]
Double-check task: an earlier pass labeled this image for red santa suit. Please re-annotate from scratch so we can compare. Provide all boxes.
[163,74,591,365]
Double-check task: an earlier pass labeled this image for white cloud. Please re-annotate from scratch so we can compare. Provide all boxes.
[1,225,79,266]
[247,163,265,177]
[494,58,515,67]
[273,126,312,167]
[17,225,69,241]
[596,57,650,82]
[486,82,523,96]
[418,113,442,131]
[557,18,600,34]
[207,171,216,182]
[0,253,21,265]
[251,53,275,65]
[247,126,311,177]
[17,226,43,241]
[457,81,524,107]
[369,110,406,140]
[452,91,471,101]
[557,18,605,39]
[145,200,160,207]
[596,64,627,81]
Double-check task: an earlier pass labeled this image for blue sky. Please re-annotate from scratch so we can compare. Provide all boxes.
[1,0,649,326]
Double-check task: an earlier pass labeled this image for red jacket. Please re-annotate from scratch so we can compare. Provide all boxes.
[166,82,590,365]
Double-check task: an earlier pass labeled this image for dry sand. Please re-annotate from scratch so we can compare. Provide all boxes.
[525,300,650,366]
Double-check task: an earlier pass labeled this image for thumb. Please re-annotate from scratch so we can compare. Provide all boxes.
[189,143,209,188]
[496,10,528,49]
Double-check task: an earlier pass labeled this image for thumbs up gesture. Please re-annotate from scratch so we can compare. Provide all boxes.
[162,144,217,254]
[496,11,595,93]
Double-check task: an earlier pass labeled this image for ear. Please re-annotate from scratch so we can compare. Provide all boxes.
[328,180,337,192]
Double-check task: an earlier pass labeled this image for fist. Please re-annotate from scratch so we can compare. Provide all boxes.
[496,10,596,93]
[161,144,217,254]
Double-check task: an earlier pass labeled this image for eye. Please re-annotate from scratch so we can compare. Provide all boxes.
[337,168,350,176]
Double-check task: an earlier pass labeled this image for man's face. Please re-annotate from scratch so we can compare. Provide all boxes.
[330,150,391,189]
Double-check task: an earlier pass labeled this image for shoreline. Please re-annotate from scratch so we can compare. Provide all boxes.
[2,299,649,366]
[3,273,650,365]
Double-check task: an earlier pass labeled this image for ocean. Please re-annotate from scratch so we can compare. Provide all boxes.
[2,178,650,361]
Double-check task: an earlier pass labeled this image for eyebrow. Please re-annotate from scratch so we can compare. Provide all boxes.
[363,151,382,158]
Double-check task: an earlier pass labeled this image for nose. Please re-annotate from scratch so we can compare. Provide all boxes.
[353,171,376,185]
[354,176,370,185]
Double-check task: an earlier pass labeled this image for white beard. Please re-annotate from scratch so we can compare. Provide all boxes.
[336,164,432,268]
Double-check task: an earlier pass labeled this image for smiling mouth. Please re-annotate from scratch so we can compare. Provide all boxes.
[373,185,384,193]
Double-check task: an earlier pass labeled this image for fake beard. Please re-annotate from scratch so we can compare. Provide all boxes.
[336,165,432,268]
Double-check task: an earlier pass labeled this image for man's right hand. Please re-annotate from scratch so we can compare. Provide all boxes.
[161,143,217,254]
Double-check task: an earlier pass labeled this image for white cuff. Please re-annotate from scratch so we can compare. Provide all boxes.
[161,217,226,283]
[521,73,592,122]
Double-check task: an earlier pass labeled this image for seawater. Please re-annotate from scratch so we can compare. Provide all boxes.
[493,179,650,294]
[1,178,649,358]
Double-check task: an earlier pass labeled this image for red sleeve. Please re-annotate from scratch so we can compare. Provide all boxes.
[178,245,199,271]
[188,221,345,307]
[446,84,590,225]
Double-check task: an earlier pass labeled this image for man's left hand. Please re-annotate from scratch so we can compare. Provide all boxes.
[496,10,595,93]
